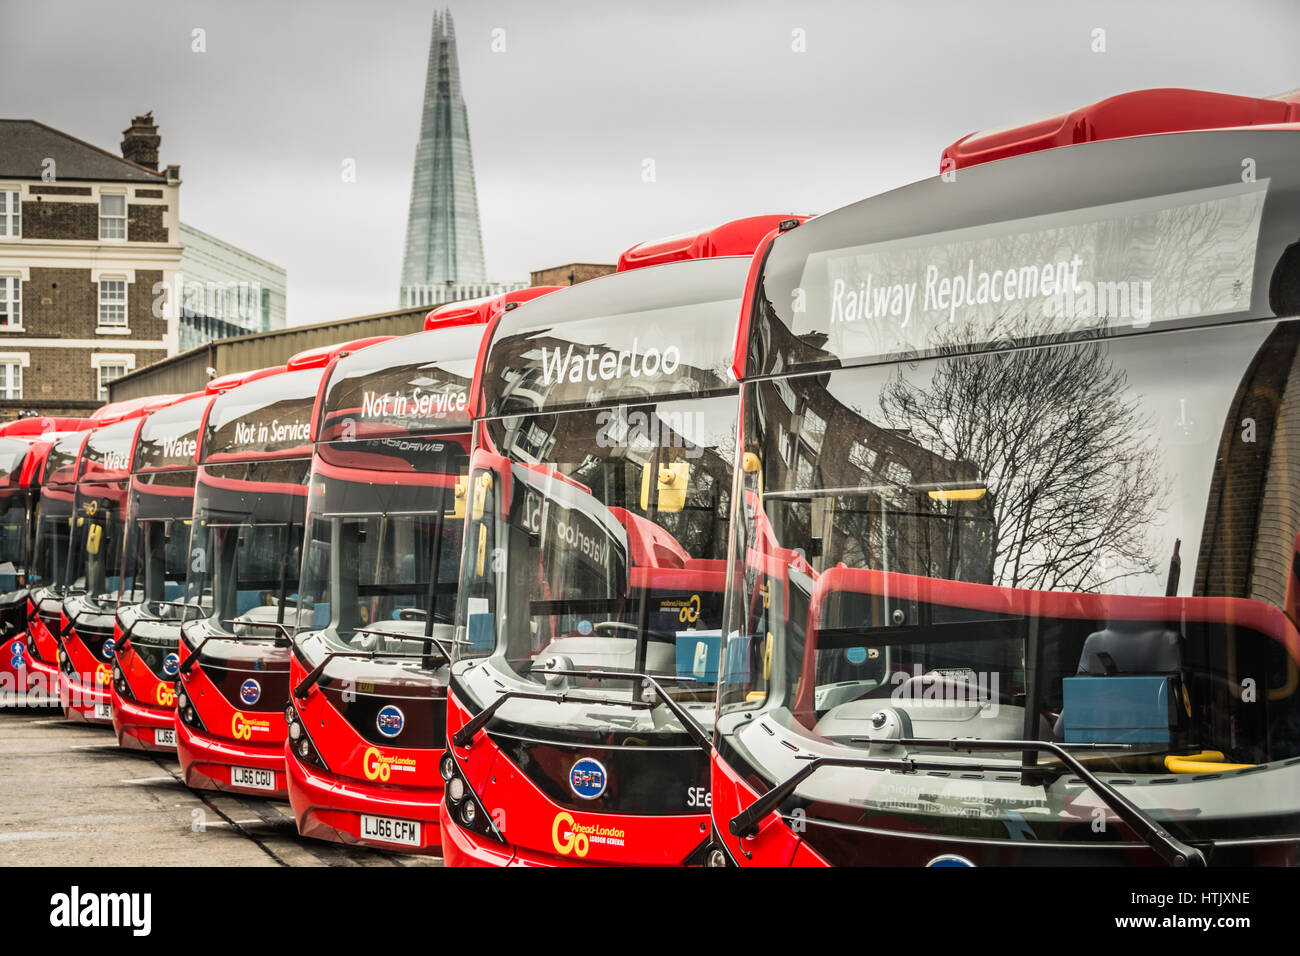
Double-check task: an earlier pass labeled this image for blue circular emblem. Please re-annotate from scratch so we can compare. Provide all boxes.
[569,757,607,800]
[239,678,261,705]
[163,653,179,677]
[926,854,975,867]
[846,647,867,665]
[577,620,593,636]
[101,638,116,660]
[376,704,405,738]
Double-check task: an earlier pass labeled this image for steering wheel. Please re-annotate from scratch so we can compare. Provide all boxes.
[593,621,638,635]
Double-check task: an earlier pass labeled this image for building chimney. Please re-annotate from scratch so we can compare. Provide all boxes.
[121,113,161,170]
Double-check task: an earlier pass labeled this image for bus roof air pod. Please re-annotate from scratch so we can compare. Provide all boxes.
[175,342,382,798]
[713,87,1300,868]
[442,214,805,867]
[285,295,538,854]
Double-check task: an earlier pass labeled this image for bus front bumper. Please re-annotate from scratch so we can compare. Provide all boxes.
[175,718,287,799]
[286,746,442,854]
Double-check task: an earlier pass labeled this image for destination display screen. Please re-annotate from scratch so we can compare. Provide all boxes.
[481,256,747,417]
[318,324,484,442]
[203,368,320,462]
[754,130,1297,375]
[79,418,141,481]
[134,395,211,471]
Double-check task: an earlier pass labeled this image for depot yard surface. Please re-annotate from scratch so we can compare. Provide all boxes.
[0,706,440,867]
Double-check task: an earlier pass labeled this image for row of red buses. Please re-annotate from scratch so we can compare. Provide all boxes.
[173,346,375,797]
[7,86,1298,869]
[111,369,283,751]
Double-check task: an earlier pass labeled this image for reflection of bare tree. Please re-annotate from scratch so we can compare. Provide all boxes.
[880,343,1165,591]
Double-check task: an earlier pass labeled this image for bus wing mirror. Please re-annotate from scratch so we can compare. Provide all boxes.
[642,461,689,513]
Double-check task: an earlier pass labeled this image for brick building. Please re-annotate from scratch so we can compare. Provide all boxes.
[0,114,184,417]
[530,263,616,288]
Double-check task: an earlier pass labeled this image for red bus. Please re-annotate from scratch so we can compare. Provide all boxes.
[442,215,801,865]
[110,372,281,751]
[712,87,1300,867]
[0,423,89,704]
[58,412,166,724]
[176,341,387,798]
[285,290,555,854]
[24,431,96,708]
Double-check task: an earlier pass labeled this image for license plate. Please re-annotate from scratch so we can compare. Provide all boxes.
[230,766,275,791]
[154,728,176,747]
[361,814,421,848]
[93,702,112,720]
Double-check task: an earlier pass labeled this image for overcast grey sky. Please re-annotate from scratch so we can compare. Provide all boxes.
[3,0,1297,327]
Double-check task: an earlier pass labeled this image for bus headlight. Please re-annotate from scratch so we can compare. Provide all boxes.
[440,753,455,781]
[460,799,476,827]
[447,776,465,804]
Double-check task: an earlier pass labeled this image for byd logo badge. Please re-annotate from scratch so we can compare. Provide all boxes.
[376,704,404,738]
[162,653,179,677]
[239,678,261,705]
[569,757,607,800]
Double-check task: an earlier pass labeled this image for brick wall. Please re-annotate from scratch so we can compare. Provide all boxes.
[17,267,167,339]
[20,346,162,404]
[20,200,98,241]
[128,204,167,242]
[530,263,616,287]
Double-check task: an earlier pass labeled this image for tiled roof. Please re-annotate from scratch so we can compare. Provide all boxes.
[0,119,166,183]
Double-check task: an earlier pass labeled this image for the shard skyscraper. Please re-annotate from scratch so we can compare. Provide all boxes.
[400,9,492,307]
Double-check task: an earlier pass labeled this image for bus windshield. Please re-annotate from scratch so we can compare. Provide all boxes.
[68,483,128,608]
[120,471,196,618]
[29,489,74,592]
[186,459,310,636]
[458,395,737,713]
[724,128,1300,775]
[0,440,29,593]
[297,442,467,667]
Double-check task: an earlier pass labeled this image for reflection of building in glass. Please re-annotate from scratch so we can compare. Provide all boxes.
[399,9,524,309]
[1195,323,1300,609]
[753,316,992,583]
[178,223,286,351]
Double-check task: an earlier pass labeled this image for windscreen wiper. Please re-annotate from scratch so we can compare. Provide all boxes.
[351,625,470,662]
[728,737,1205,868]
[451,687,653,749]
[177,623,292,676]
[292,645,452,699]
[537,668,713,752]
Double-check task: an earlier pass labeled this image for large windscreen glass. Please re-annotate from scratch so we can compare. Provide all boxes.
[456,395,737,723]
[0,439,29,590]
[297,442,467,665]
[120,470,196,618]
[724,319,1300,769]
[68,481,128,609]
[28,488,74,592]
[185,459,310,635]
